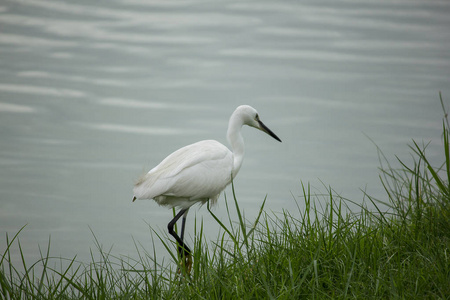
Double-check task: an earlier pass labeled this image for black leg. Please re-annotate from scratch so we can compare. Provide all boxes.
[167,208,191,256]
[180,210,188,241]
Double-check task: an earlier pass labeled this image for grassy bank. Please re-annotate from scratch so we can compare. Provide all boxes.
[2,101,450,299]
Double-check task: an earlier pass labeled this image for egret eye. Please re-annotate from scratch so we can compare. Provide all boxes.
[255,113,259,120]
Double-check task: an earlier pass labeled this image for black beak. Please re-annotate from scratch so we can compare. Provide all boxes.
[258,120,282,142]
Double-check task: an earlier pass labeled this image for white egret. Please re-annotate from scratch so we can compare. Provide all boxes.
[132,105,281,273]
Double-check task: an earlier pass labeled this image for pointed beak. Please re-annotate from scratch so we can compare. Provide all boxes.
[258,120,282,142]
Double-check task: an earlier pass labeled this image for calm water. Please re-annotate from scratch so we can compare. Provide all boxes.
[1,0,449,268]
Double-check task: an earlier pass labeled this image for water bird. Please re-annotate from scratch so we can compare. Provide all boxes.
[132,105,281,273]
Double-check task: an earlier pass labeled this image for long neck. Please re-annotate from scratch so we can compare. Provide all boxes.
[227,114,245,179]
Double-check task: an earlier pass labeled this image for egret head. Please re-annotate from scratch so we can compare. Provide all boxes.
[235,105,282,142]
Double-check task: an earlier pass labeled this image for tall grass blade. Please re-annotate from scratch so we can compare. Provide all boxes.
[231,180,248,249]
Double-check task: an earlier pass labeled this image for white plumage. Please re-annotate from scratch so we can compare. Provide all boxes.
[133,140,232,208]
[132,105,281,209]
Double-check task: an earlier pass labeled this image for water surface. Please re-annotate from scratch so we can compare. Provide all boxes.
[1,0,449,267]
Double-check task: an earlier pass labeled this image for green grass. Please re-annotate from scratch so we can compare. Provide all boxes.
[2,96,450,299]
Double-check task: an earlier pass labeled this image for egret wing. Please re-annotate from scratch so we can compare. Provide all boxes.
[133,140,233,201]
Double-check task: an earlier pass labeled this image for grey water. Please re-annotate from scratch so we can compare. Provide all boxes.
[1,0,449,269]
